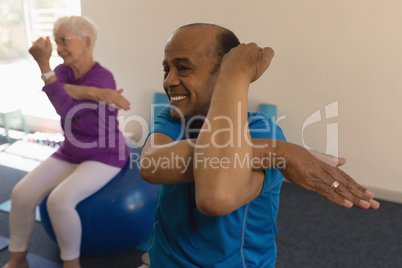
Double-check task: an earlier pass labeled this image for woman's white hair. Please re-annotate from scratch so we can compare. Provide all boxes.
[53,16,98,50]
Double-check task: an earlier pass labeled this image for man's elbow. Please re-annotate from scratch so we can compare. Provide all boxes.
[139,165,158,184]
[139,150,160,184]
[196,193,237,217]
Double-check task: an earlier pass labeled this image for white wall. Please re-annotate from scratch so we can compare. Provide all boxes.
[81,0,402,202]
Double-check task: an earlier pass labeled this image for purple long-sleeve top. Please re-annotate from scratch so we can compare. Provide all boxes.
[42,62,128,168]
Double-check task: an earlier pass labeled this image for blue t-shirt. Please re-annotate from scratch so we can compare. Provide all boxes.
[147,107,286,267]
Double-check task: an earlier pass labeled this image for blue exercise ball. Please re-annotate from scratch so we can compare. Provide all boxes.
[39,146,158,256]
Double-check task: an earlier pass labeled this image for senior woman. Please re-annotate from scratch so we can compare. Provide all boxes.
[4,16,129,268]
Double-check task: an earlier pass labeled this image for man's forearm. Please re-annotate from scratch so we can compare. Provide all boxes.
[140,135,196,184]
[193,77,255,212]
[140,134,285,185]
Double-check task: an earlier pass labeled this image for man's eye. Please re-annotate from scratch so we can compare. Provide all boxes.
[163,67,169,78]
[178,66,190,72]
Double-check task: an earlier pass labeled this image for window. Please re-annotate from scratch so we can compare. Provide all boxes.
[0,0,80,131]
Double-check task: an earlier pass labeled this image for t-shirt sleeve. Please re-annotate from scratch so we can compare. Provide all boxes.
[248,112,287,194]
[147,106,184,141]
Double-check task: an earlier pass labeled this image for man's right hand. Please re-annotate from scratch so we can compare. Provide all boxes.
[278,141,380,210]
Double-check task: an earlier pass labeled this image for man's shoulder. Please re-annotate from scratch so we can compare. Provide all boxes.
[150,106,184,140]
[248,112,286,140]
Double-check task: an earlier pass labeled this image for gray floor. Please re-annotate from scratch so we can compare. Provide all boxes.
[275,181,402,268]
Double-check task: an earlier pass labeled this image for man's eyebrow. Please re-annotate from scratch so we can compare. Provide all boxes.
[162,57,194,66]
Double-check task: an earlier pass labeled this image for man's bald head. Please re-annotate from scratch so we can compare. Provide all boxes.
[175,23,240,74]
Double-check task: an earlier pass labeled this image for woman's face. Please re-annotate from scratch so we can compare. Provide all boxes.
[55,26,88,67]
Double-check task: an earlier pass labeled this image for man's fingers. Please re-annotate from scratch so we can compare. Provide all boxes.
[314,180,369,209]
[308,164,380,209]
[261,47,274,60]
[332,184,379,209]
[308,150,347,167]
[364,189,375,199]
[256,47,274,79]
[335,168,370,199]
[328,168,373,207]
[328,174,380,209]
[309,179,353,208]
[333,183,371,208]
[336,157,347,167]
[369,199,380,209]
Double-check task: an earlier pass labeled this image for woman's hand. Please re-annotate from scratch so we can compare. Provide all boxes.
[28,36,53,72]
[100,88,131,111]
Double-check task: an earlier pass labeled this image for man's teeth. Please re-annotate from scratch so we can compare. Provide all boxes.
[171,96,186,101]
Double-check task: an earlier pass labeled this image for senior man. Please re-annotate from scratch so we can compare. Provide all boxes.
[139,23,379,267]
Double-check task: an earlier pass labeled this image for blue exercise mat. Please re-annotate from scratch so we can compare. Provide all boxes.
[0,199,41,222]
[0,236,9,251]
[27,253,62,268]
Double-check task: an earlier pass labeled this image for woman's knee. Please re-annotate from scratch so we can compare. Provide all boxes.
[46,190,63,214]
[46,189,75,215]
[11,182,34,208]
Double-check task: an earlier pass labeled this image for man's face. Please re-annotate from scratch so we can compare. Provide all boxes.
[162,27,219,121]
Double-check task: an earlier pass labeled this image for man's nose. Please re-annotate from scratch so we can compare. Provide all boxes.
[163,70,180,89]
